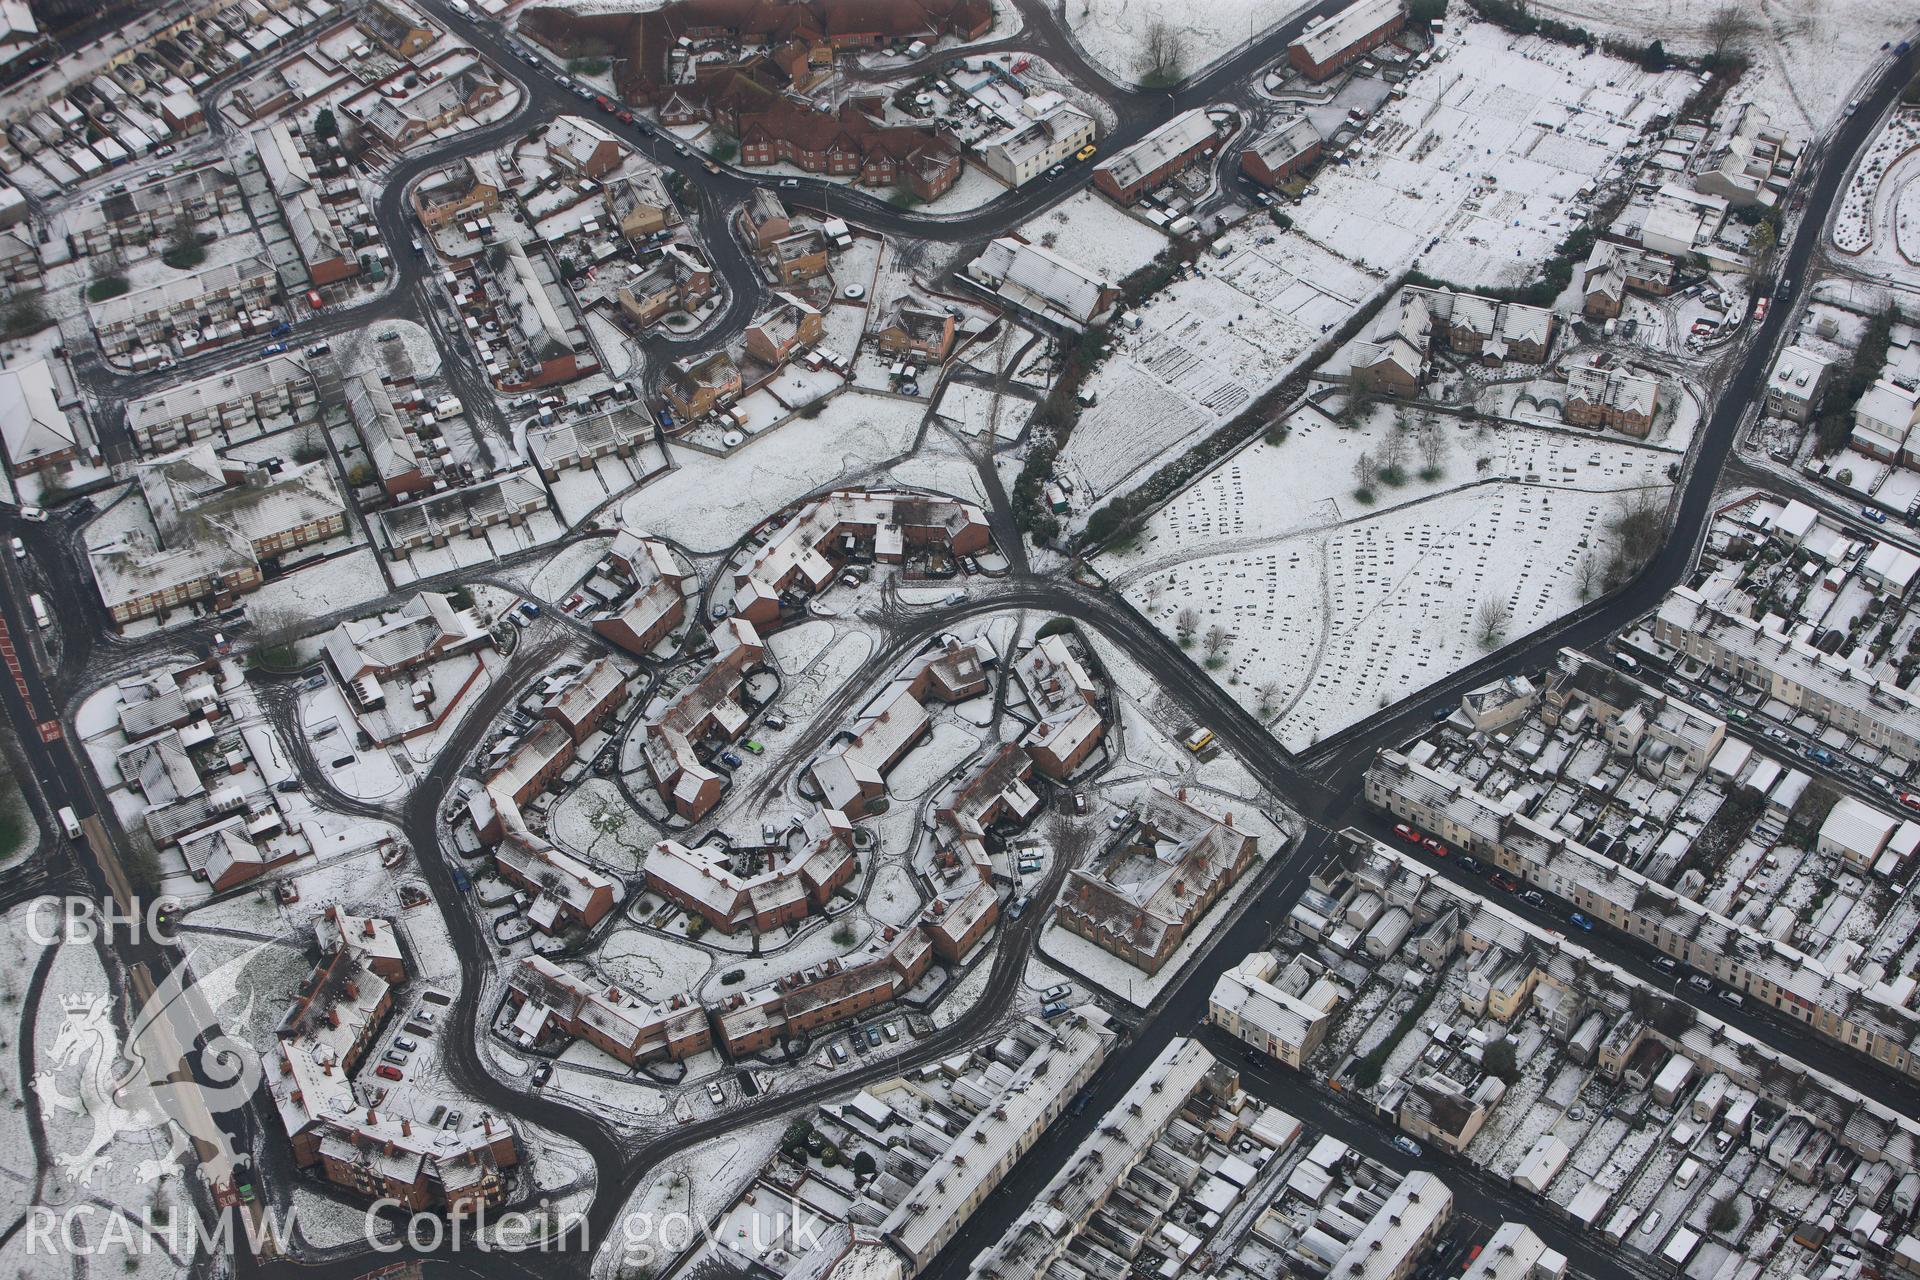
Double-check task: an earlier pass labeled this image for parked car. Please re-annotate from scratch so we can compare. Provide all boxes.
[383,1050,408,1065]
[1568,911,1595,931]
[1490,873,1519,893]
[865,1026,882,1047]
[1520,890,1546,907]
[720,750,742,767]
[743,739,765,754]
[261,342,287,355]
[376,1065,404,1081]
[1862,506,1888,524]
[7,537,20,560]
[1718,990,1746,1009]
[707,1082,726,1105]
[1422,837,1449,857]
[1686,974,1714,992]
[395,1037,419,1053]
[531,1062,552,1087]
[1457,855,1483,874]
[1392,823,1421,843]
[1391,1136,1423,1158]
[1652,956,1678,975]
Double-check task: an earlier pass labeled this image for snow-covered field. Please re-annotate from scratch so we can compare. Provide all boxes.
[1527,0,1909,132]
[1057,232,1382,499]
[1096,410,1674,750]
[1014,191,1170,282]
[1054,0,1311,87]
[243,547,389,626]
[624,394,923,551]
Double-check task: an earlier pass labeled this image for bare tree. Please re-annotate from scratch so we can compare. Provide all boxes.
[1202,624,1229,659]
[1475,598,1513,650]
[1576,552,1600,601]
[1139,17,1188,85]
[1175,606,1200,645]
[1254,681,1281,719]
[1417,414,1448,478]
[1352,449,1381,497]
[1704,3,1759,58]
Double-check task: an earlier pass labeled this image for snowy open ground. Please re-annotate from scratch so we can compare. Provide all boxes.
[1014,191,1170,282]
[1095,409,1673,750]
[624,394,923,551]
[1527,0,1909,132]
[1053,0,1311,87]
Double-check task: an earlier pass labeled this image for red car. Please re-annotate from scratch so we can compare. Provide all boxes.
[306,288,324,310]
[1392,823,1421,843]
[616,110,635,123]
[1491,873,1520,893]
[1422,837,1449,857]
[1901,793,1920,812]
[376,1064,404,1081]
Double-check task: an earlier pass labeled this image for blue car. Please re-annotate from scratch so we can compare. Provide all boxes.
[1568,911,1595,931]
[720,750,742,767]
[1862,506,1888,524]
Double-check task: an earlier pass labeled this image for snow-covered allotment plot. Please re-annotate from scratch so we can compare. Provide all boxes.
[1093,406,1674,751]
[1292,20,1694,288]
[1055,0,1312,87]
[1056,232,1380,500]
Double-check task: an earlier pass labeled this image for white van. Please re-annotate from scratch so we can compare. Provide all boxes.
[57,807,81,839]
[28,594,50,629]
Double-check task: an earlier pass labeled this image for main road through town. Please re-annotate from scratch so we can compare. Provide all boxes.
[0,7,1912,1280]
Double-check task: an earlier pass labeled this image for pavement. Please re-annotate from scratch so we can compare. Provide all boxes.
[0,8,1912,1280]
